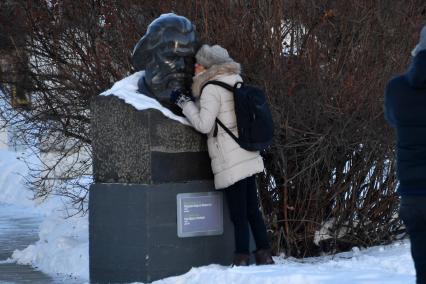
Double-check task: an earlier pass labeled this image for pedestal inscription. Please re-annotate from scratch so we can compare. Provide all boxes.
[177,192,223,238]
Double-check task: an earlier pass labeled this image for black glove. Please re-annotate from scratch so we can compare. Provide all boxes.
[170,89,194,108]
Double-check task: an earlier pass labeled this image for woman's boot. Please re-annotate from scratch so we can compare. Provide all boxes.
[232,253,250,266]
[254,249,275,265]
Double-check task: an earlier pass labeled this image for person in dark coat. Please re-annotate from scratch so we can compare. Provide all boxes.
[384,25,426,284]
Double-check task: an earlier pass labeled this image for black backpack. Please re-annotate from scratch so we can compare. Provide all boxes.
[201,80,274,151]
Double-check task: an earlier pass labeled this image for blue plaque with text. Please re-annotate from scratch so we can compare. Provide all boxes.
[177,192,223,237]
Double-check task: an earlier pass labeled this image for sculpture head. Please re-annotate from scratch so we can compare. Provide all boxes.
[131,13,199,101]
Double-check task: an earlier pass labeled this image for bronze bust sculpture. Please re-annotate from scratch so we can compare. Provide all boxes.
[131,13,199,110]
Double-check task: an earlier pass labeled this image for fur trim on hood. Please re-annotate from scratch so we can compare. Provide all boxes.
[412,25,426,57]
[192,62,241,97]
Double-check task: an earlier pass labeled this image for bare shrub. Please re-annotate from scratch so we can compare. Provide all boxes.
[175,0,425,256]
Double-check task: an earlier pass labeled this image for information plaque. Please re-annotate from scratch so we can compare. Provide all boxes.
[177,192,223,238]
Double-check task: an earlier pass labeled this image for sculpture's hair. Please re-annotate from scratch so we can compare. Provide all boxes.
[131,13,197,71]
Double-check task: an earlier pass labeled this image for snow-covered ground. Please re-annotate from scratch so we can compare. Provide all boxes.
[0,149,89,281]
[0,148,417,283]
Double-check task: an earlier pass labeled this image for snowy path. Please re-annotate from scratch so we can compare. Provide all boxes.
[0,203,81,284]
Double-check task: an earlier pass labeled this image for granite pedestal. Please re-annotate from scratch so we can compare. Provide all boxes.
[90,95,237,283]
[91,95,212,184]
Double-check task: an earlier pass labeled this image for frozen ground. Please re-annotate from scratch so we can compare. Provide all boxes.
[0,145,416,283]
[152,242,414,284]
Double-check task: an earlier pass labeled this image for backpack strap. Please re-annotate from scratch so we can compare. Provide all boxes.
[200,80,234,94]
[215,118,239,143]
[201,80,241,145]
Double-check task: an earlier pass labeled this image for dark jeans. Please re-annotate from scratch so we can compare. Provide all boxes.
[400,196,426,284]
[224,175,270,254]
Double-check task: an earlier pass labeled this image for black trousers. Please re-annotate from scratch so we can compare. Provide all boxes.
[224,175,270,254]
[400,196,426,284]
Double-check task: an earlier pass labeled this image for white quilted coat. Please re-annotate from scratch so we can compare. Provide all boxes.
[182,62,264,189]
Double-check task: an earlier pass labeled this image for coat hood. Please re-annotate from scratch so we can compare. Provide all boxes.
[406,50,426,89]
[191,62,241,97]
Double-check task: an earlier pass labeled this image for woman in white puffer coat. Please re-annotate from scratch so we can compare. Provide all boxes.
[171,44,274,266]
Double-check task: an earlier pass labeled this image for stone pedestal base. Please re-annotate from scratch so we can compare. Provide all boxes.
[89,181,235,283]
